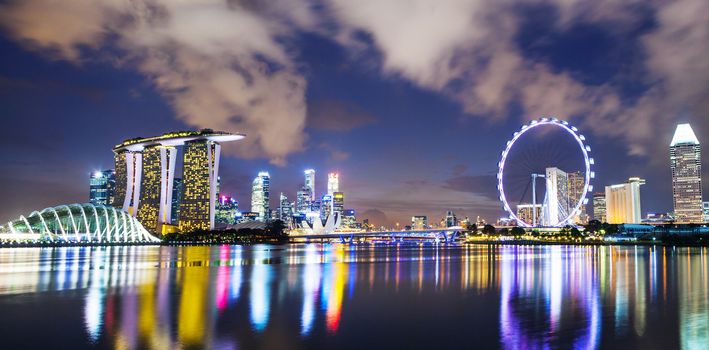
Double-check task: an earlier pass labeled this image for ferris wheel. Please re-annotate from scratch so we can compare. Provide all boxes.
[497,118,594,227]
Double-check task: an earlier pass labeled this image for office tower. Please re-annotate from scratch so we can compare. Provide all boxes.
[343,209,356,228]
[113,150,142,216]
[251,171,270,221]
[179,140,222,232]
[332,192,344,217]
[516,204,543,226]
[89,170,116,206]
[445,211,458,227]
[215,196,239,225]
[278,193,293,221]
[304,169,315,201]
[670,123,703,223]
[411,216,428,230]
[543,167,569,226]
[137,145,177,233]
[592,192,607,223]
[171,178,183,225]
[296,186,312,214]
[567,171,585,222]
[605,177,645,224]
[320,194,332,221]
[703,202,709,223]
[327,172,339,195]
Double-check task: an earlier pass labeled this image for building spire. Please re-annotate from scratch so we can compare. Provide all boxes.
[670,123,699,146]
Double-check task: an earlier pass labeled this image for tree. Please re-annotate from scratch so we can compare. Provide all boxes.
[466,223,478,235]
[585,220,602,234]
[265,220,288,238]
[510,226,525,238]
[482,224,496,235]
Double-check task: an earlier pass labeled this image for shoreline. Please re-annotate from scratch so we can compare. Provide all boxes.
[0,239,707,249]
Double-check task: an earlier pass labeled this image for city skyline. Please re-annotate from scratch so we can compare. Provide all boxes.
[1,1,708,226]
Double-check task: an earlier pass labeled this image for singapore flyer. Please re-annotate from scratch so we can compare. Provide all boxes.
[497,118,593,228]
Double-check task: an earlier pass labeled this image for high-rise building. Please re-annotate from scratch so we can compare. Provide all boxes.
[89,170,116,206]
[327,172,339,195]
[670,123,703,223]
[278,193,293,221]
[605,177,645,224]
[592,192,606,223]
[411,216,428,230]
[543,167,569,226]
[343,209,356,228]
[332,192,344,217]
[320,194,332,221]
[215,196,239,225]
[445,211,458,227]
[304,169,315,201]
[703,202,709,223]
[296,186,312,214]
[171,178,183,225]
[179,140,223,232]
[113,130,243,233]
[567,171,585,222]
[251,171,270,221]
[516,204,542,226]
[137,145,177,233]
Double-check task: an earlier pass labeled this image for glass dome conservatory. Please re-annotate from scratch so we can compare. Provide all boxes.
[0,204,160,242]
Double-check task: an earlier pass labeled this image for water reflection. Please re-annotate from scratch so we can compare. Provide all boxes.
[0,244,707,349]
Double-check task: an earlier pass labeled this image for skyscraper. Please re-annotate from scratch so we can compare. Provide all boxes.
[543,167,569,226]
[171,178,183,225]
[304,169,315,201]
[89,170,116,206]
[605,177,645,224]
[670,123,703,223]
[592,192,606,223]
[411,216,428,230]
[327,172,339,195]
[113,149,142,216]
[516,204,543,226]
[179,140,223,232]
[332,192,344,217]
[278,193,293,221]
[296,186,312,214]
[137,145,177,233]
[567,171,585,222]
[215,196,239,225]
[251,171,270,221]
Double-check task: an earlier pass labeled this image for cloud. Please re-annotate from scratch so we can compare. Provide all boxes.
[0,0,314,165]
[324,0,708,158]
[1,0,707,165]
[307,99,377,131]
[442,174,499,200]
[318,142,350,161]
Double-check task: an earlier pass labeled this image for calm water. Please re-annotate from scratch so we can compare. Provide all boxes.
[0,244,707,349]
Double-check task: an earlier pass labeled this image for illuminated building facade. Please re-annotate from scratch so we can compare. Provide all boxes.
[343,209,356,228]
[593,192,606,223]
[296,186,312,214]
[171,178,182,225]
[89,169,115,206]
[278,193,293,221]
[543,167,569,226]
[327,172,339,195]
[445,211,458,227]
[180,140,221,232]
[670,123,703,223]
[251,172,270,221]
[304,169,315,201]
[605,177,645,224]
[215,196,239,225]
[704,202,709,223]
[332,192,344,217]
[411,216,428,230]
[113,130,243,233]
[320,195,332,221]
[567,171,585,222]
[516,204,543,226]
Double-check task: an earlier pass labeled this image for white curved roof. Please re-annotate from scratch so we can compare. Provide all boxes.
[114,129,245,152]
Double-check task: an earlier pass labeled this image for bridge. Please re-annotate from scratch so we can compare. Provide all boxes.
[289,227,465,244]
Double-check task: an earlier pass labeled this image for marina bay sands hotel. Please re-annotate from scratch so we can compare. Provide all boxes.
[113,129,244,234]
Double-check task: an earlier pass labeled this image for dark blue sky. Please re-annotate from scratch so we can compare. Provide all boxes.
[0,1,707,226]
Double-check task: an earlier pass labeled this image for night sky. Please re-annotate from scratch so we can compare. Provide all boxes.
[0,1,707,226]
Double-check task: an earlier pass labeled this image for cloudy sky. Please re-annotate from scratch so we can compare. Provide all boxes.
[0,0,707,226]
